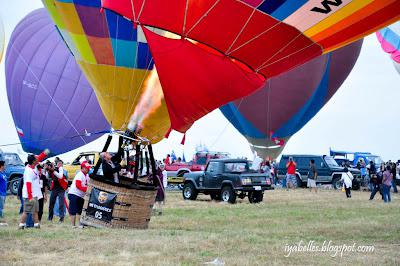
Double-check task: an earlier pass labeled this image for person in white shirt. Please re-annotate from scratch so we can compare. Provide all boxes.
[340,167,353,198]
[19,150,49,229]
[68,161,91,228]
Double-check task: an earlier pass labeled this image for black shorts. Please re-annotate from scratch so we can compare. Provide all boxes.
[68,194,84,215]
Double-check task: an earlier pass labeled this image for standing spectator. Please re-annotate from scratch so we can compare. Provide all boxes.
[382,165,393,203]
[286,157,297,189]
[369,166,383,200]
[262,160,272,180]
[164,154,171,165]
[68,161,91,228]
[36,164,48,222]
[340,167,353,198]
[151,163,167,215]
[359,159,367,186]
[47,161,67,223]
[0,161,8,222]
[272,161,278,186]
[390,162,398,193]
[19,151,49,229]
[307,159,318,193]
[367,161,376,192]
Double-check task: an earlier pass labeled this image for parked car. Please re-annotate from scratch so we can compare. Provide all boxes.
[330,149,384,167]
[182,159,273,204]
[0,152,25,195]
[64,151,99,180]
[277,155,362,190]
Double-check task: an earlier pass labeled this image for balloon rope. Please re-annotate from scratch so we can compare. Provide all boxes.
[225,9,255,54]
[110,15,120,128]
[122,35,140,124]
[137,0,146,22]
[182,0,189,35]
[257,42,318,72]
[8,43,87,144]
[130,0,137,23]
[226,22,282,56]
[185,0,221,38]
[256,33,303,71]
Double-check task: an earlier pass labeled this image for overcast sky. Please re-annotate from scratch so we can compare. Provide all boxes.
[1,0,399,163]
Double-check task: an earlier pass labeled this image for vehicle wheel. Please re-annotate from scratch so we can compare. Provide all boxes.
[9,177,20,195]
[210,193,221,201]
[332,176,343,190]
[182,183,198,200]
[221,186,236,204]
[248,191,263,203]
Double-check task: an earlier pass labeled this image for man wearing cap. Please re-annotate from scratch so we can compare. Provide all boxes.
[68,161,91,228]
[19,150,49,229]
[47,160,67,223]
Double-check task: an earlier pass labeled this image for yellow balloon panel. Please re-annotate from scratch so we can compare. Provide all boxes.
[78,61,170,142]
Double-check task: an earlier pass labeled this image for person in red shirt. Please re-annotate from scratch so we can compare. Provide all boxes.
[286,157,297,189]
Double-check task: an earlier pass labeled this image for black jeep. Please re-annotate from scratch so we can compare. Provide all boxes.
[182,159,273,204]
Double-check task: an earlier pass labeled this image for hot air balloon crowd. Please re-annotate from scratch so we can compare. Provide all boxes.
[0,0,400,258]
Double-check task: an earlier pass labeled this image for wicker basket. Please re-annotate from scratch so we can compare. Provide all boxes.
[80,178,157,229]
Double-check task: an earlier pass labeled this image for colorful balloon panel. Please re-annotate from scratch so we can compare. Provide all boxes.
[42,0,171,141]
[101,0,398,135]
[5,9,110,156]
[221,40,363,159]
[377,21,400,74]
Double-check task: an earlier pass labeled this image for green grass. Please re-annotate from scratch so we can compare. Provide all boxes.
[0,189,399,265]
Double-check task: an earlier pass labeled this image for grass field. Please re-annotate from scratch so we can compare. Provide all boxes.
[0,189,399,265]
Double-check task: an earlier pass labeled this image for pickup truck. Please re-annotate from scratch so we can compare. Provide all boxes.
[166,151,230,188]
[182,159,273,204]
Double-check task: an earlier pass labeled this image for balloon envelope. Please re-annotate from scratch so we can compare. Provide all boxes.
[5,9,110,156]
[101,0,398,134]
[221,40,363,159]
[376,21,400,74]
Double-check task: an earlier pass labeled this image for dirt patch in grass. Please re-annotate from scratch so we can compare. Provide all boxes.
[0,189,399,265]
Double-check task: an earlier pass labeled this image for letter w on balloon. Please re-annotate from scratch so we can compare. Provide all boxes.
[311,0,343,14]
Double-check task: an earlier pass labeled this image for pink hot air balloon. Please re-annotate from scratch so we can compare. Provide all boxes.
[377,22,400,74]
